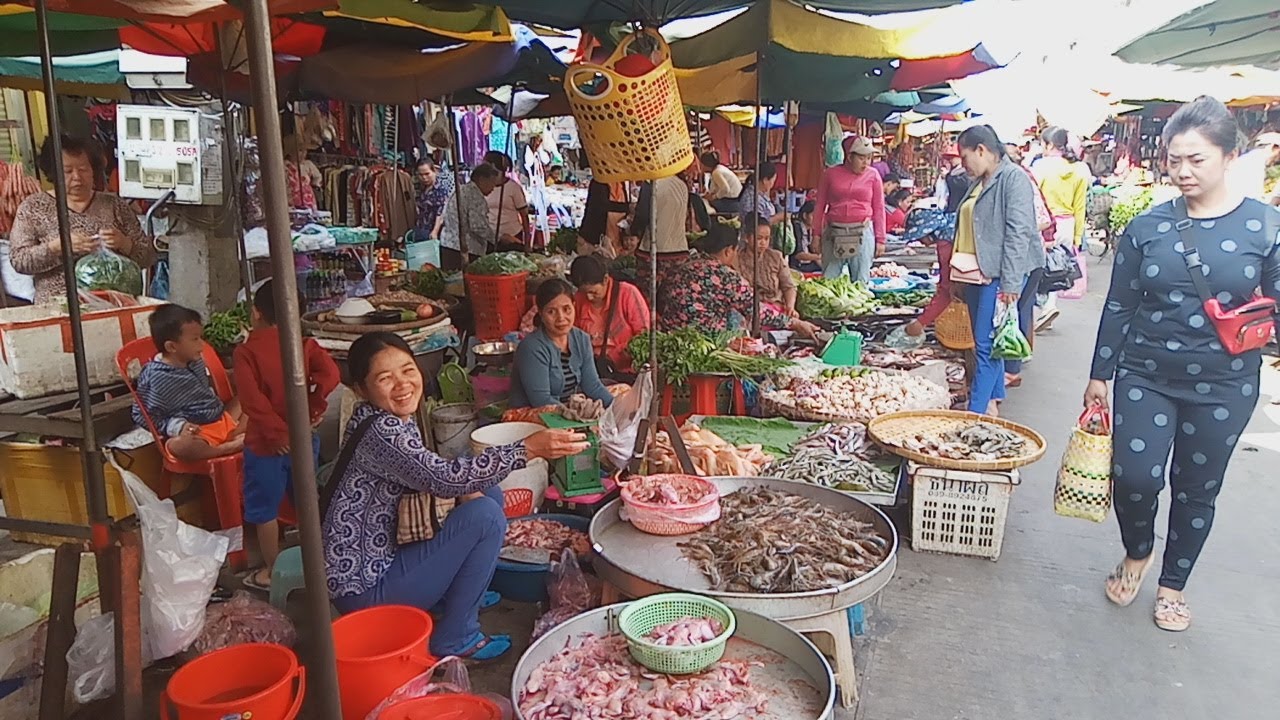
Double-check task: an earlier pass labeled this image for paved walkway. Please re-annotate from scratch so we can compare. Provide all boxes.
[853,257,1280,719]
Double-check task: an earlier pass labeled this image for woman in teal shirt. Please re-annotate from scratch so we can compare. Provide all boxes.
[510,279,615,409]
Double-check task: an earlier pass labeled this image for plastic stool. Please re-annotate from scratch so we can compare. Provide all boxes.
[785,609,859,708]
[269,546,305,610]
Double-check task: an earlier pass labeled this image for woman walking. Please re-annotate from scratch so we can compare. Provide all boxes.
[813,136,886,281]
[952,126,1044,415]
[1086,97,1280,631]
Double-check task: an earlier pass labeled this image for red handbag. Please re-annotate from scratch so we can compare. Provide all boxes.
[1173,203,1276,355]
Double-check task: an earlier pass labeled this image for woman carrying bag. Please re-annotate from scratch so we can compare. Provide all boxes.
[1085,97,1280,632]
[949,126,1045,416]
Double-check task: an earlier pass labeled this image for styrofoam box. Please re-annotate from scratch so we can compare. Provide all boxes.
[0,298,162,399]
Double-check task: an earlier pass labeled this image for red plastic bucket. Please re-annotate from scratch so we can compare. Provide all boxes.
[160,643,304,720]
[377,695,503,720]
[333,605,436,720]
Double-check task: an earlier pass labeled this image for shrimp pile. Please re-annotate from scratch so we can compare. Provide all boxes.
[644,617,725,647]
[505,519,591,557]
[519,634,768,720]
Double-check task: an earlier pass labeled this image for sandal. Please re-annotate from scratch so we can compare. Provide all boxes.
[481,590,501,611]
[241,568,272,593]
[1105,554,1154,607]
[1154,596,1191,632]
[455,632,512,663]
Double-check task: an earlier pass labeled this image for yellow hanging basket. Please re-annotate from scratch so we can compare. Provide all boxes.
[564,29,694,184]
[935,298,975,351]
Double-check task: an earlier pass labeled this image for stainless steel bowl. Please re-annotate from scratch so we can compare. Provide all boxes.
[473,341,517,365]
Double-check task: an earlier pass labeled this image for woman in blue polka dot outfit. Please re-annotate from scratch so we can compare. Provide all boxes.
[1085,96,1280,632]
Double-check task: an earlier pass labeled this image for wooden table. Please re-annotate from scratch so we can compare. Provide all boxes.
[0,384,135,440]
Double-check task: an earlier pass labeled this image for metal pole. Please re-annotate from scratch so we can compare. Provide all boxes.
[781,102,793,262]
[444,96,469,264]
[492,91,517,251]
[750,80,764,336]
[240,2,340,717]
[33,0,109,537]
[214,28,253,304]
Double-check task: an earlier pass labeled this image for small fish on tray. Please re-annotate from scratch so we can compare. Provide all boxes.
[901,421,1027,460]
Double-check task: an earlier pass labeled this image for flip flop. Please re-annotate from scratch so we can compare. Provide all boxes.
[455,632,512,663]
[1154,596,1191,632]
[241,568,272,593]
[481,590,501,611]
[1105,553,1154,607]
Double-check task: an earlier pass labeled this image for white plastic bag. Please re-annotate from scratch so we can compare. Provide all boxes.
[74,241,143,295]
[597,372,653,471]
[115,453,228,661]
[365,656,513,720]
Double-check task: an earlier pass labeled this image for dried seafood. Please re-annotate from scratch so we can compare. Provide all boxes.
[764,448,897,494]
[626,474,715,505]
[560,393,605,422]
[902,422,1027,460]
[679,487,890,593]
[648,422,773,477]
[519,633,768,720]
[505,519,591,556]
[643,617,725,647]
[764,369,948,422]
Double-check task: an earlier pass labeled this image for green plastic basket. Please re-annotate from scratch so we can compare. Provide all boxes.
[617,593,736,675]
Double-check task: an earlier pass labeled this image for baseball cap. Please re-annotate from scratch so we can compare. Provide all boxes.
[1255,132,1280,147]
[842,136,875,156]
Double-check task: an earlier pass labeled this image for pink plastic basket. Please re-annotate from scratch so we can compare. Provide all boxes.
[620,475,720,536]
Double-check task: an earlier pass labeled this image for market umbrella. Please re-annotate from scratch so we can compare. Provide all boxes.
[670,0,1001,107]
[0,4,124,55]
[0,48,129,97]
[478,0,968,28]
[1115,0,1280,69]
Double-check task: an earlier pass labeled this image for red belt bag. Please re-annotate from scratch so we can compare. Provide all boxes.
[1174,204,1276,355]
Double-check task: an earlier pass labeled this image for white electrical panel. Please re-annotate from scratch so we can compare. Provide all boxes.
[116,105,203,204]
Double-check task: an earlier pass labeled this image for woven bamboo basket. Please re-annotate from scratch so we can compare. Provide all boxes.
[867,410,1046,471]
[935,299,975,351]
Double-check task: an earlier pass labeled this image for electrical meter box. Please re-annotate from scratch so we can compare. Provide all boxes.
[116,105,204,204]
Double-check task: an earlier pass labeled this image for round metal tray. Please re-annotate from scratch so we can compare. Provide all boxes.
[590,477,898,621]
[512,603,835,720]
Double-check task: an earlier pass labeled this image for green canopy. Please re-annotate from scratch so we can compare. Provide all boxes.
[479,0,966,29]
[1116,0,1280,69]
[0,49,128,98]
[0,8,123,57]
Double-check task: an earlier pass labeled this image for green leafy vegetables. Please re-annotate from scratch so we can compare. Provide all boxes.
[626,328,793,384]
[466,252,539,276]
[548,227,579,256]
[796,276,876,319]
[75,248,143,296]
[412,267,447,298]
[1108,185,1155,235]
[204,302,251,354]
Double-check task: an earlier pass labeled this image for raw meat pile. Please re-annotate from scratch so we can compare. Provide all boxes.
[870,262,909,278]
[560,393,606,422]
[643,616,725,647]
[505,519,591,557]
[625,474,715,505]
[648,422,773,477]
[1,160,41,235]
[765,368,949,422]
[519,633,768,720]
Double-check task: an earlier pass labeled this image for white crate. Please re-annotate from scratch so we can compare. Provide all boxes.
[0,299,162,399]
[909,462,1020,561]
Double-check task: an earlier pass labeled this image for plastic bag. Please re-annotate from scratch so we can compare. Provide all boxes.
[884,323,925,350]
[1058,249,1088,300]
[115,452,228,660]
[597,372,654,471]
[532,549,597,640]
[364,656,513,720]
[192,592,296,655]
[1040,244,1082,293]
[991,302,1031,360]
[75,241,143,295]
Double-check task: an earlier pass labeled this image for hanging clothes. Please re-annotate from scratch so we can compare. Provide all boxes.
[489,115,512,154]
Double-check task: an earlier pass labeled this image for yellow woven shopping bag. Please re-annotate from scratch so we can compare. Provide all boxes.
[564,28,694,183]
[935,298,975,351]
[1054,405,1113,522]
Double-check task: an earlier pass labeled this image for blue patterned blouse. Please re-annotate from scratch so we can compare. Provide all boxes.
[323,403,527,598]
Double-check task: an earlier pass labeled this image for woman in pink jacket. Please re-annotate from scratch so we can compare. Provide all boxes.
[813,136,886,282]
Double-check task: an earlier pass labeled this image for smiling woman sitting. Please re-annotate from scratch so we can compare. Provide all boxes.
[510,278,617,409]
[322,332,588,661]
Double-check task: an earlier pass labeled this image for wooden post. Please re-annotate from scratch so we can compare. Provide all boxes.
[37,544,81,720]
[112,531,144,720]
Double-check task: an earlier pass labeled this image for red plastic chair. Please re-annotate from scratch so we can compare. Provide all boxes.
[116,338,249,569]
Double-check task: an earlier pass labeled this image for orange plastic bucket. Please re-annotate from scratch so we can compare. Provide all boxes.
[333,605,436,719]
[377,695,503,720]
[160,643,304,720]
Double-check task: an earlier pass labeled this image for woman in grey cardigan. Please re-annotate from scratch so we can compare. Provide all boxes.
[510,278,616,409]
[953,126,1046,415]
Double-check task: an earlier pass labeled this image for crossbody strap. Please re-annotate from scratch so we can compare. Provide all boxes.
[598,279,619,361]
[319,414,377,519]
[1170,200,1217,305]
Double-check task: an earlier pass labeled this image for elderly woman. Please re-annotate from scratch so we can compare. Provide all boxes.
[735,213,797,316]
[658,224,817,338]
[10,135,155,303]
[325,332,587,660]
[511,278,616,409]
[569,255,649,381]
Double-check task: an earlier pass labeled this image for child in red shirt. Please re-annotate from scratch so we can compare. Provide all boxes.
[235,280,341,590]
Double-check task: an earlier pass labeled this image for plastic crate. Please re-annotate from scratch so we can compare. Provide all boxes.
[909,462,1020,561]
[0,443,200,544]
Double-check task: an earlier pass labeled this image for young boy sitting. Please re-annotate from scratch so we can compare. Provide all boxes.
[235,280,341,591]
[132,304,245,461]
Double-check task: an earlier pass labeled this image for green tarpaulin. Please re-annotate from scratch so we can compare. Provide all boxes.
[0,50,127,98]
[0,10,123,56]
[1116,0,1280,69]
[481,0,966,29]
